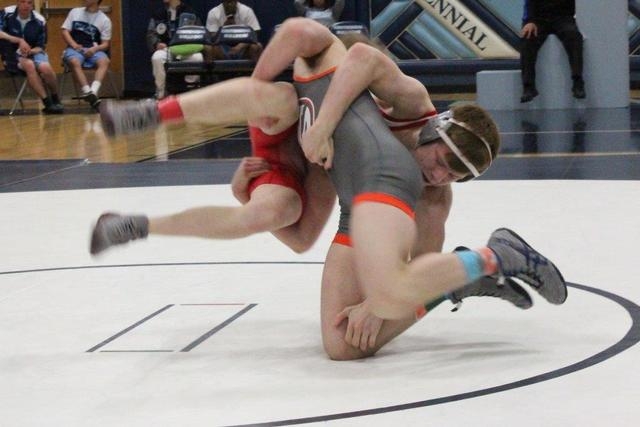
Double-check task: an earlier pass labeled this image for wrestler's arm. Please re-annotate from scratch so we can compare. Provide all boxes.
[231,157,271,204]
[299,42,434,168]
[252,17,335,82]
[312,42,434,137]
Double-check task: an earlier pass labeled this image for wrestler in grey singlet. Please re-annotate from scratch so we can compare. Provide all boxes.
[294,72,423,235]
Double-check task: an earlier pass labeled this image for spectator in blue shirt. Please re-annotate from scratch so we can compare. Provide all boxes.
[0,0,63,114]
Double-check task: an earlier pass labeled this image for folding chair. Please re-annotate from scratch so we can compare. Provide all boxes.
[329,21,369,37]
[59,54,120,104]
[0,42,29,115]
[164,19,210,95]
[207,25,260,81]
[7,70,28,115]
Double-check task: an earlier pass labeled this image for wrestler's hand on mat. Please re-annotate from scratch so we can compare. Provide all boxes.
[300,123,334,170]
[231,157,271,204]
[334,301,383,351]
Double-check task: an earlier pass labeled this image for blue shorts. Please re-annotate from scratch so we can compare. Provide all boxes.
[219,44,248,60]
[63,48,108,68]
[17,52,50,70]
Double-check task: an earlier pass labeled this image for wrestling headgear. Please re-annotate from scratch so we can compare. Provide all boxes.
[417,110,493,181]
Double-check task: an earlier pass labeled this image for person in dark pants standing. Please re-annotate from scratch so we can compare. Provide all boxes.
[520,0,585,103]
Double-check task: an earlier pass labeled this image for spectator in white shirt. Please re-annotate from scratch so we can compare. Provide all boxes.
[204,0,262,61]
[294,0,344,27]
[61,0,111,110]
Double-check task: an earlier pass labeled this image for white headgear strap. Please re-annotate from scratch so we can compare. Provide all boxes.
[417,110,493,178]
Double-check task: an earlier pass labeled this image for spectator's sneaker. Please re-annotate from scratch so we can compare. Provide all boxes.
[42,103,64,115]
[487,228,567,304]
[90,213,149,255]
[42,96,64,115]
[81,91,101,111]
[449,276,533,311]
[100,99,160,137]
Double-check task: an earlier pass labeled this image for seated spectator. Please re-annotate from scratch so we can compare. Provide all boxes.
[294,0,344,27]
[520,0,585,103]
[204,0,262,61]
[147,0,203,99]
[0,0,63,114]
[61,0,111,110]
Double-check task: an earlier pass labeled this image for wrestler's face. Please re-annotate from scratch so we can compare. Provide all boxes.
[414,142,466,186]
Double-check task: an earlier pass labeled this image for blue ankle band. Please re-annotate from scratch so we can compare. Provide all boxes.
[455,250,483,282]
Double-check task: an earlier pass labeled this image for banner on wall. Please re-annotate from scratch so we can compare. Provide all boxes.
[371,0,519,60]
[416,0,517,57]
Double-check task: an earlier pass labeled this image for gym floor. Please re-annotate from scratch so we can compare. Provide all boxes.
[1,98,639,426]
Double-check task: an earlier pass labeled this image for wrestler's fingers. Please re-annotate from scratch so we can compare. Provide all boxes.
[359,331,370,351]
[368,327,379,349]
[324,138,334,170]
[243,157,270,172]
[333,307,350,327]
[344,320,354,344]
[351,328,362,348]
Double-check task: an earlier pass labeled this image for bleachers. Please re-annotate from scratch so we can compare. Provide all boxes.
[164,59,293,94]
[165,24,272,94]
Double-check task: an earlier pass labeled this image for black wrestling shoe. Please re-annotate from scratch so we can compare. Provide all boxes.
[487,228,567,305]
[450,247,533,311]
[90,213,149,255]
[100,99,161,137]
[449,276,533,311]
[520,87,539,103]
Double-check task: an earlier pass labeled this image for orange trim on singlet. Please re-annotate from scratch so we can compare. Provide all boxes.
[414,305,427,320]
[353,193,416,220]
[332,233,352,247]
[293,66,338,83]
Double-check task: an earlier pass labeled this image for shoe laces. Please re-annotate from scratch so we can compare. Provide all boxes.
[116,101,157,134]
[450,280,506,312]
[494,237,545,288]
[107,217,141,243]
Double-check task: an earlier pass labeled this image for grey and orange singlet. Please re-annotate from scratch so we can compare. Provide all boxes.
[294,68,423,241]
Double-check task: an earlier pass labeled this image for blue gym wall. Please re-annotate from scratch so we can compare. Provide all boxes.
[123,1,369,96]
[122,1,640,95]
